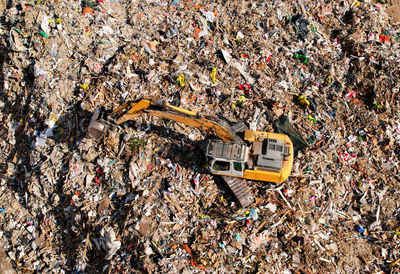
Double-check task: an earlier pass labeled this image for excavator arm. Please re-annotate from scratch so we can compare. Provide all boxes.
[112,98,242,143]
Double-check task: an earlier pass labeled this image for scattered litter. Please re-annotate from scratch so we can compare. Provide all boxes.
[0,0,399,272]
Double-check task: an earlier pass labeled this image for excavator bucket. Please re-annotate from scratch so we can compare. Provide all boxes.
[88,108,108,139]
[222,176,254,208]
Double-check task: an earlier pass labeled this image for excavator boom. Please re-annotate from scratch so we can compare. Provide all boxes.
[114,99,242,143]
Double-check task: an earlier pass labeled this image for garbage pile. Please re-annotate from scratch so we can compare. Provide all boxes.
[1,0,400,272]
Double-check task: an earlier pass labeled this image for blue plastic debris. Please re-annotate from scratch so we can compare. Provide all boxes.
[236,208,259,221]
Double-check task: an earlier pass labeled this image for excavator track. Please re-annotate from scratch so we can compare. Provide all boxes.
[222,176,254,208]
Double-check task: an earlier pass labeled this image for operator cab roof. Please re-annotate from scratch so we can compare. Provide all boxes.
[205,140,247,161]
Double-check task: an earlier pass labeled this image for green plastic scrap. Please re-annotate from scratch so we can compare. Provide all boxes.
[97,40,110,45]
[83,0,95,8]
[307,115,316,125]
[12,27,23,35]
[296,53,308,64]
[39,31,48,38]
[273,115,309,157]
[309,22,316,33]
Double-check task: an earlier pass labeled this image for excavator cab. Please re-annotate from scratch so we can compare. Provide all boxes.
[205,140,247,177]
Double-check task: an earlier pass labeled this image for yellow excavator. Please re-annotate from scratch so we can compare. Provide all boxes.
[88,98,293,207]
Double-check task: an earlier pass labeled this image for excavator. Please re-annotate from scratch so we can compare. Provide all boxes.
[88,98,293,207]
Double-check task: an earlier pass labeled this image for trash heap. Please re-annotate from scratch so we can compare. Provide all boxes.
[1,0,400,272]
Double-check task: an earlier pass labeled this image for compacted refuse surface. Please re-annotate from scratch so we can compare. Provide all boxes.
[0,0,400,272]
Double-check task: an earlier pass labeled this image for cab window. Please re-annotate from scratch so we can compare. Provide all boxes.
[233,162,242,171]
[212,160,230,171]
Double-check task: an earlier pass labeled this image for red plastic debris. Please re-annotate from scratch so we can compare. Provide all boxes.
[82,7,94,15]
[379,35,390,43]
[181,244,206,270]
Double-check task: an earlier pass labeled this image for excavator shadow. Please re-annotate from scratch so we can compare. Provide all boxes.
[127,122,208,170]
[126,122,249,208]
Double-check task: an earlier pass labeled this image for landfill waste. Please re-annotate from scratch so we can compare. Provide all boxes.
[0,0,400,272]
